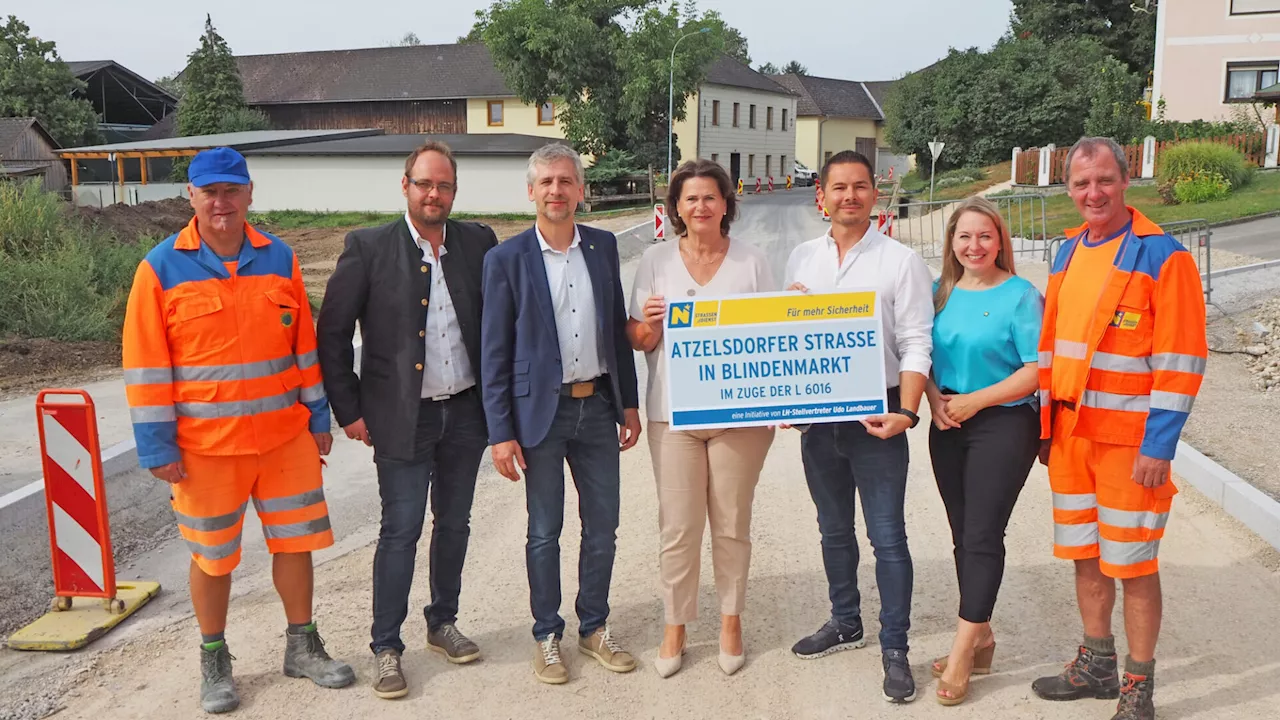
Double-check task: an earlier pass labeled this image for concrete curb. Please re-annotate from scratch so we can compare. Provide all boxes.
[1174,440,1280,551]
[1209,210,1280,230]
[1204,258,1280,281]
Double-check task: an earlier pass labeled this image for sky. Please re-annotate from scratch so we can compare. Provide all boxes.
[20,0,1013,82]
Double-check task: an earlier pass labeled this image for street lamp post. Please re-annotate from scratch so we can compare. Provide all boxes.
[668,28,711,182]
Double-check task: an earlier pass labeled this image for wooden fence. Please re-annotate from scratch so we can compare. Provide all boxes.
[1013,131,1273,186]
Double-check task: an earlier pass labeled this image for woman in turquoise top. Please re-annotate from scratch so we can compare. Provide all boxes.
[924,197,1044,707]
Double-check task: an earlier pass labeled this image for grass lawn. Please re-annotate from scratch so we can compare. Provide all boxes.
[900,161,1011,203]
[250,203,652,231]
[1038,171,1280,236]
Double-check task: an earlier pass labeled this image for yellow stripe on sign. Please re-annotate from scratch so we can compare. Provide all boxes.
[716,292,876,326]
[692,301,721,327]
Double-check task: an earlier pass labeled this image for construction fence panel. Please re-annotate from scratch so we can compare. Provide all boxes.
[890,194,1052,263]
[1045,218,1214,302]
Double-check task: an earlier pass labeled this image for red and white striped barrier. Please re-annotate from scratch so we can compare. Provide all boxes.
[767,176,774,192]
[654,203,665,241]
[754,176,762,194]
[878,210,895,238]
[36,390,117,606]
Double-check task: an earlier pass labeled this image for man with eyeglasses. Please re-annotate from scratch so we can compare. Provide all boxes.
[317,141,498,699]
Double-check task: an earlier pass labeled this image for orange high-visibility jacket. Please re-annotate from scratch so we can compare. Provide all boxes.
[1038,208,1207,461]
[122,218,329,468]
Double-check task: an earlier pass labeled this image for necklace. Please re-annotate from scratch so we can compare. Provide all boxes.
[680,239,727,266]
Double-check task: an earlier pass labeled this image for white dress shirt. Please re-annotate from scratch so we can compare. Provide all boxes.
[784,226,934,388]
[536,223,604,384]
[407,214,475,399]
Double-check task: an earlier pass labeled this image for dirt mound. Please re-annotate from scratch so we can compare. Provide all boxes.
[74,197,191,244]
[0,337,120,400]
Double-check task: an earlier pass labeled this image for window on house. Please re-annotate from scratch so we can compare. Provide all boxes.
[711,153,719,164]
[766,155,772,177]
[712,100,720,126]
[782,108,789,131]
[1226,62,1279,102]
[539,102,555,125]
[748,154,755,177]
[781,155,787,176]
[488,100,504,126]
[733,102,740,127]
[749,104,757,129]
[767,107,774,130]
[1231,0,1280,15]
[824,150,833,163]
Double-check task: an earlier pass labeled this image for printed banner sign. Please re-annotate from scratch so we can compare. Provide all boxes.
[664,290,888,430]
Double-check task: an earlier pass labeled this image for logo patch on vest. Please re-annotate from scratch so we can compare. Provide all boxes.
[1110,311,1141,330]
[281,312,294,327]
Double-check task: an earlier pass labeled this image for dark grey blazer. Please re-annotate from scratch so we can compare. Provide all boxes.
[317,216,498,461]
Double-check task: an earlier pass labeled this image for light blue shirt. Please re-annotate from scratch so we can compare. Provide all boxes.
[931,275,1044,407]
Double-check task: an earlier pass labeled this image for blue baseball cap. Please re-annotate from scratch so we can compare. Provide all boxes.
[188,147,251,187]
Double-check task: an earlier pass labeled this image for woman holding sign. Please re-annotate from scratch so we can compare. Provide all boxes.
[627,159,776,678]
[924,197,1043,706]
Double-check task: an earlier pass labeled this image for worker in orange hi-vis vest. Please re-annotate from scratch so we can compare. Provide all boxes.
[122,148,354,714]
[1029,138,1206,720]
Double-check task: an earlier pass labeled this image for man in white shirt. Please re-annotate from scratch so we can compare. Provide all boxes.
[783,150,934,704]
[481,143,642,685]
[317,142,496,699]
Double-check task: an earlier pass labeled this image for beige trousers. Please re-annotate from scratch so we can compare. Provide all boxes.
[648,421,775,625]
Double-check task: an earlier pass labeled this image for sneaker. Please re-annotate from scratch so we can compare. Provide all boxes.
[533,635,569,684]
[1031,646,1121,701]
[372,649,408,700]
[1110,672,1156,720]
[283,626,357,689]
[199,643,239,714]
[791,618,866,659]
[882,649,917,703]
[578,626,636,673]
[428,623,481,664]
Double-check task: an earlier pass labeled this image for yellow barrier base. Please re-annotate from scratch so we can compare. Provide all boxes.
[7,581,161,651]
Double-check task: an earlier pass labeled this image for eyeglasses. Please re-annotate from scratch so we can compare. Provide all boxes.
[405,177,456,195]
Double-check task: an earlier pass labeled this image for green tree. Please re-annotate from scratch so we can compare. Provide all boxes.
[756,61,779,75]
[473,0,739,169]
[1010,0,1157,76]
[0,16,100,146]
[781,60,807,75]
[884,37,1118,169]
[393,31,421,46]
[155,71,184,99]
[176,15,249,138]
[1084,55,1146,142]
[215,107,271,133]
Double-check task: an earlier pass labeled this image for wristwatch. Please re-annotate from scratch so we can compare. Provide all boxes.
[893,408,920,428]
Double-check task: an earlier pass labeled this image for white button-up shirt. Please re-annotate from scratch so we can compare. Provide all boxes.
[407,214,475,399]
[784,226,934,387]
[536,223,604,384]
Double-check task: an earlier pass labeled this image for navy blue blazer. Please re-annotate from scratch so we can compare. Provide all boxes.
[480,224,639,447]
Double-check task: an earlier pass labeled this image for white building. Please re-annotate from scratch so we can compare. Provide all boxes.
[243,134,568,214]
[672,56,798,185]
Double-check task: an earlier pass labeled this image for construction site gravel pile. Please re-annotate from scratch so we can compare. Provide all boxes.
[74,198,192,244]
[1239,298,1280,391]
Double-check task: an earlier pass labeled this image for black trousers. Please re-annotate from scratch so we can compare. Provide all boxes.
[928,402,1039,623]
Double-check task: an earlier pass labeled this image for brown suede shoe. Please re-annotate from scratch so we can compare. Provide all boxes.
[533,635,569,684]
[372,649,408,699]
[578,626,636,673]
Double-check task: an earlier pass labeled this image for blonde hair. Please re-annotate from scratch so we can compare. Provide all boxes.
[934,197,1017,314]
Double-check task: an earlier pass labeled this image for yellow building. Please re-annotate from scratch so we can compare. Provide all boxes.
[772,74,907,179]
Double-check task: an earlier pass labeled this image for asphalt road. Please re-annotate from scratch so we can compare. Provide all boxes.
[1209,215,1280,260]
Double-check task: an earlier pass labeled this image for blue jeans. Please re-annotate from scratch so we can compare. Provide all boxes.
[522,391,621,640]
[799,392,913,652]
[370,390,488,655]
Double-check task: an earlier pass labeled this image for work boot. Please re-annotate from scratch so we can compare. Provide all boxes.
[372,649,408,700]
[1032,645,1121,701]
[200,643,239,714]
[1111,672,1156,720]
[578,625,636,673]
[533,635,569,684]
[283,625,357,688]
[428,623,481,664]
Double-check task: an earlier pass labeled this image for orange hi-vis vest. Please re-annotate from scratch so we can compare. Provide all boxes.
[1037,207,1207,461]
[123,218,329,468]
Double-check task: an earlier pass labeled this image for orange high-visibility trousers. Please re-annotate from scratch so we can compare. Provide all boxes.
[171,430,333,576]
[1048,406,1176,579]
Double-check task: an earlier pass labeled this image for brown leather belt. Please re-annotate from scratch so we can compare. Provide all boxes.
[561,377,604,399]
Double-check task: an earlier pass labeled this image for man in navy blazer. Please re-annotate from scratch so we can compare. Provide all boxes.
[480,143,641,685]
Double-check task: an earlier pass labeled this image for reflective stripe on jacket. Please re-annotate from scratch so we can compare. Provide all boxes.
[1038,207,1207,460]
[122,218,329,467]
